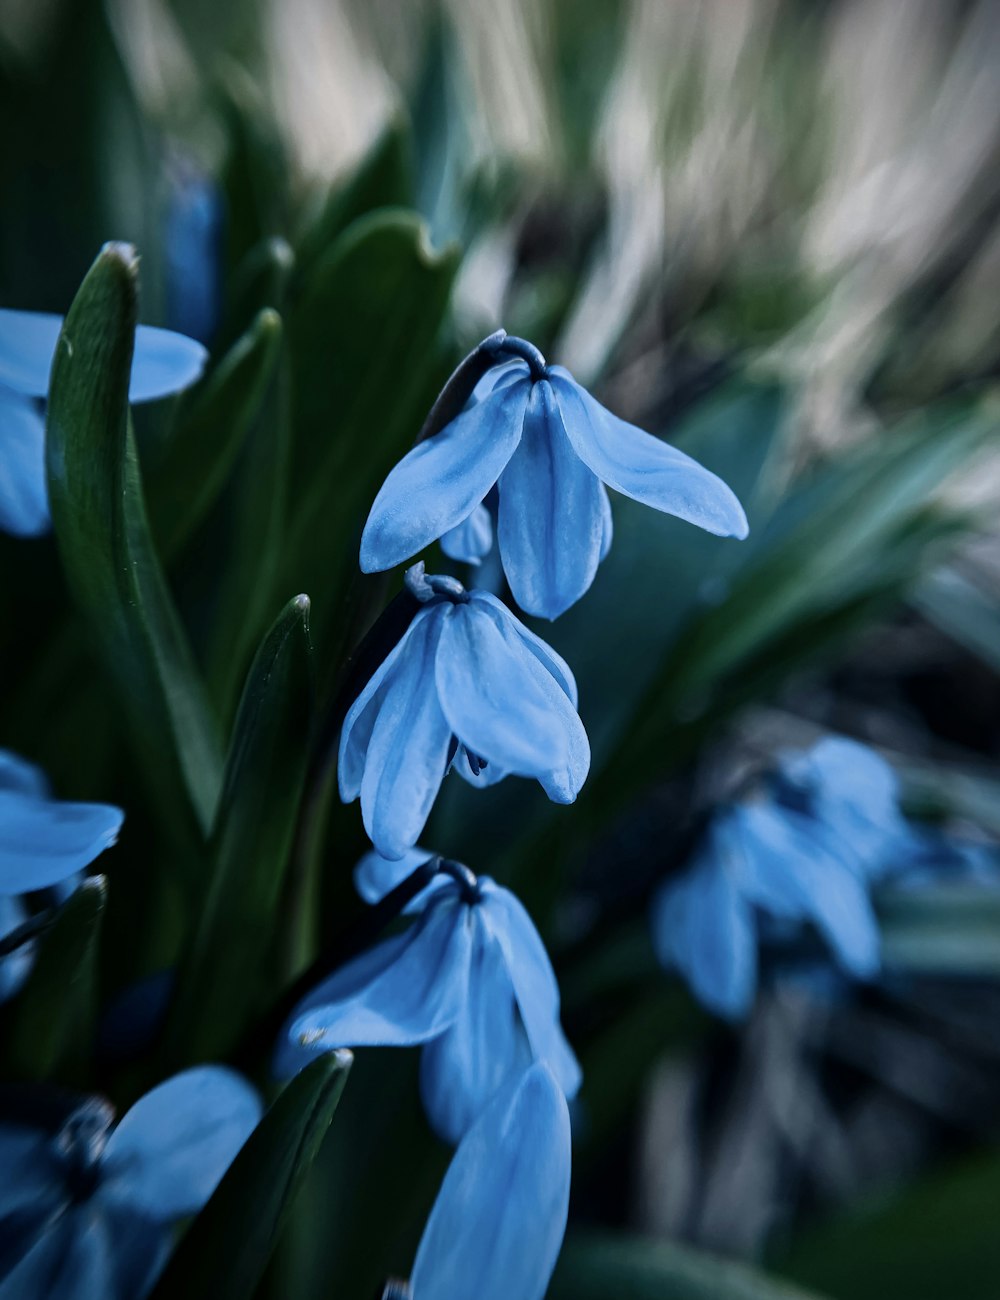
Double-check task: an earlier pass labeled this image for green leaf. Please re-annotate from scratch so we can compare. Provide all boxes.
[284,208,459,649]
[877,881,1000,976]
[6,876,107,1084]
[295,117,413,274]
[149,307,284,559]
[45,244,223,837]
[777,1154,1000,1300]
[913,565,1000,674]
[550,1233,830,1300]
[151,1051,352,1300]
[164,595,314,1063]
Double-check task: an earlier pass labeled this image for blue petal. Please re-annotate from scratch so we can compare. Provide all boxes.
[0,389,49,537]
[734,804,880,979]
[354,845,436,904]
[0,751,50,800]
[435,600,589,803]
[359,608,454,860]
[276,890,472,1075]
[497,379,606,618]
[651,855,758,1020]
[0,790,123,894]
[549,366,749,539]
[419,908,533,1144]
[0,1206,108,1300]
[129,324,209,401]
[0,310,206,402]
[0,1126,63,1221]
[441,502,494,566]
[599,485,613,560]
[359,378,529,573]
[100,1067,262,1221]
[468,592,578,705]
[338,611,432,802]
[410,1064,571,1300]
[481,881,581,1099]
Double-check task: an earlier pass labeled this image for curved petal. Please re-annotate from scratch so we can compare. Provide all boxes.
[0,792,123,894]
[100,1067,261,1221]
[277,890,472,1075]
[0,751,50,799]
[338,609,433,802]
[435,601,589,803]
[467,592,578,705]
[353,845,451,915]
[129,325,208,401]
[0,311,62,396]
[359,378,529,573]
[481,882,581,1099]
[549,367,748,539]
[0,390,48,537]
[598,484,613,561]
[419,910,533,1144]
[0,1126,63,1221]
[441,501,493,566]
[0,311,207,403]
[497,379,606,619]
[411,1064,571,1300]
[359,608,454,860]
[651,859,758,1020]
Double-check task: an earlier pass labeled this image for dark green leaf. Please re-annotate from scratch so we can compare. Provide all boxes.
[913,565,1000,674]
[6,876,107,1085]
[150,307,283,559]
[164,595,313,1063]
[550,1232,829,1300]
[151,1051,352,1300]
[45,244,223,837]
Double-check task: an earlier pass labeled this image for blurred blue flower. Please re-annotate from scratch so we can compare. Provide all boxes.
[0,1067,261,1298]
[340,569,589,860]
[0,749,123,896]
[0,307,208,538]
[164,158,223,345]
[360,340,748,619]
[409,1063,571,1300]
[276,864,580,1145]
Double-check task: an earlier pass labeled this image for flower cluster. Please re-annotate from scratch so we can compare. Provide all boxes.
[650,736,1000,1018]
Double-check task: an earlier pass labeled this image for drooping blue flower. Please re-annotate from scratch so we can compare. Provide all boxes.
[409,1063,571,1300]
[340,566,590,860]
[276,863,580,1145]
[0,749,124,895]
[0,307,208,537]
[0,1067,261,1299]
[360,335,748,619]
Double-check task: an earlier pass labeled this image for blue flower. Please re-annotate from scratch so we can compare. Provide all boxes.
[408,1063,571,1300]
[339,568,590,860]
[0,307,208,538]
[276,863,580,1145]
[164,159,223,345]
[652,779,883,1020]
[360,337,748,619]
[0,749,124,896]
[0,1067,261,1298]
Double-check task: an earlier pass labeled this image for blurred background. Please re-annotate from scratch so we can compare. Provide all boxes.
[1,0,999,1296]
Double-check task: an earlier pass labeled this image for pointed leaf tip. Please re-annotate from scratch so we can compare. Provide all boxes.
[99,241,139,274]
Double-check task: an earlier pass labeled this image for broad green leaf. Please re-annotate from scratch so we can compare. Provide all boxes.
[164,595,313,1063]
[6,876,106,1085]
[550,1233,829,1300]
[777,1154,1000,1300]
[284,208,459,649]
[150,307,283,559]
[46,244,223,836]
[150,1051,352,1300]
[295,117,413,273]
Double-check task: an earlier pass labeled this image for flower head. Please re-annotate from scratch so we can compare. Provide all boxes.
[0,1067,261,1297]
[360,335,748,619]
[0,308,208,538]
[0,749,123,896]
[339,567,589,860]
[409,1063,571,1300]
[276,860,580,1145]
